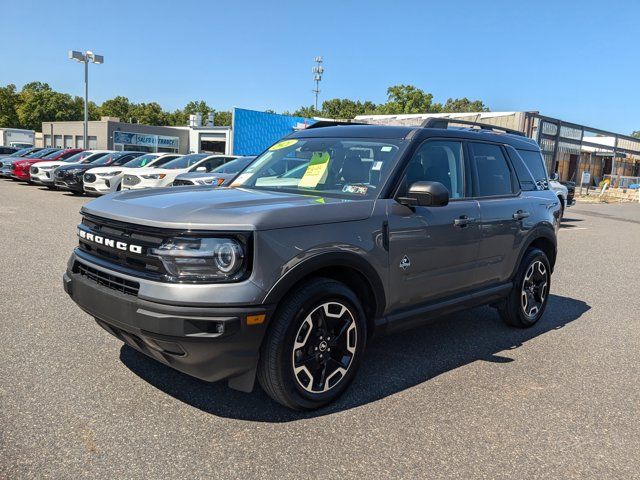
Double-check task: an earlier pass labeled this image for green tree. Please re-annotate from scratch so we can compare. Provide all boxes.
[0,84,20,128]
[183,100,213,125]
[99,96,134,121]
[214,111,232,126]
[321,98,377,119]
[441,97,489,113]
[632,131,640,139]
[292,105,321,118]
[130,102,167,125]
[17,83,82,130]
[375,84,437,114]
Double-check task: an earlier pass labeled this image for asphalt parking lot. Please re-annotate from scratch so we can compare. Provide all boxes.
[1,180,639,479]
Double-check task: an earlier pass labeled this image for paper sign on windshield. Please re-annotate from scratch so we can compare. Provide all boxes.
[299,152,330,188]
[269,139,298,151]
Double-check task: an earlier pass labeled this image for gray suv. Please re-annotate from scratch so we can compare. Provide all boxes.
[64,121,561,410]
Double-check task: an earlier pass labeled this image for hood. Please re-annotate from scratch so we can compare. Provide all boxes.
[57,163,95,173]
[86,166,129,174]
[14,159,41,167]
[81,186,375,231]
[31,160,69,169]
[175,172,218,180]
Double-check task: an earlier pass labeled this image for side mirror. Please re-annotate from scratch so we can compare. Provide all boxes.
[550,172,559,181]
[398,181,449,207]
[196,166,207,172]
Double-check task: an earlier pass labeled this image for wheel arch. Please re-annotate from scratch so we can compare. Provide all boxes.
[262,252,386,336]
[513,227,557,278]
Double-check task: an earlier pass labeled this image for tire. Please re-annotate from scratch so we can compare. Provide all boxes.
[558,196,565,219]
[257,278,367,410]
[499,248,551,328]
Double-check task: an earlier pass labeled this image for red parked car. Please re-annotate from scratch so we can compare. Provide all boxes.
[11,149,84,181]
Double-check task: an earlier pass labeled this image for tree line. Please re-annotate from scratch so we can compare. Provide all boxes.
[0,82,494,132]
[0,82,232,131]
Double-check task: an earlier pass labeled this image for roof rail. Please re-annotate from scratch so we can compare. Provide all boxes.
[420,117,526,137]
[305,120,368,129]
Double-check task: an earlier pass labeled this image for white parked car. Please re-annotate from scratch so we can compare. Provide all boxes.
[121,154,237,190]
[30,150,113,189]
[83,152,182,195]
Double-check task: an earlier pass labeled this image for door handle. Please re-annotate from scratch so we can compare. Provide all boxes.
[454,215,476,227]
[513,210,530,220]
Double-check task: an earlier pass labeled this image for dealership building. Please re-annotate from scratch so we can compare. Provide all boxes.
[356,111,640,185]
[40,117,189,153]
[38,108,315,157]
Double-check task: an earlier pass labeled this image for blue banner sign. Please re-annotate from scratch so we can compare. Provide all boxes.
[113,131,179,150]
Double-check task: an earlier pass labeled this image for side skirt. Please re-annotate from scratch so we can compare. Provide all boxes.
[377,282,512,336]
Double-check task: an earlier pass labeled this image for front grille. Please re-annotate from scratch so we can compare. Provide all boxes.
[74,261,140,296]
[123,175,140,185]
[84,173,96,182]
[172,179,194,186]
[78,215,169,279]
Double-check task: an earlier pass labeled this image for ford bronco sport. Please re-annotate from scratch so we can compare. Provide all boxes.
[64,120,560,410]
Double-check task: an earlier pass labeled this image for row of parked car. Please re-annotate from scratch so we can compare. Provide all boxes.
[0,146,255,195]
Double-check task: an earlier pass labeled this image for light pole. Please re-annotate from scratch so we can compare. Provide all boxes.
[69,50,104,149]
[312,56,324,112]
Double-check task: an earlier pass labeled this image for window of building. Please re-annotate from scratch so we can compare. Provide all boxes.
[64,135,73,148]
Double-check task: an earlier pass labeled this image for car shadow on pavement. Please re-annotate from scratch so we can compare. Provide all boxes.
[119,293,590,422]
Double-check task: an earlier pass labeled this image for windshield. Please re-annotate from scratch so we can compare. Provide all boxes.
[42,150,67,160]
[85,152,114,165]
[517,149,549,183]
[233,138,406,198]
[28,148,58,159]
[161,153,207,170]
[211,157,254,174]
[10,148,33,157]
[64,151,94,163]
[123,154,159,168]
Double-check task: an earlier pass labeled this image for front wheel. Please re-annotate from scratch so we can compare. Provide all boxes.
[499,248,551,328]
[258,278,367,410]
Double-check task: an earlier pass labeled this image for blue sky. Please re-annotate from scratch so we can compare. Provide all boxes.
[1,0,638,134]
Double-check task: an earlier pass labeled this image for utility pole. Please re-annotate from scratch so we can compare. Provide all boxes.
[312,56,324,112]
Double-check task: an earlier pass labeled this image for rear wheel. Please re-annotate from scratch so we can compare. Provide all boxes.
[258,278,367,410]
[499,248,550,328]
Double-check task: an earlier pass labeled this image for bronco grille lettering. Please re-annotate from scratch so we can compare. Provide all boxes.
[78,228,143,254]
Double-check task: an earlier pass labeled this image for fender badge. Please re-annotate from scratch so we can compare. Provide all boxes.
[400,255,411,270]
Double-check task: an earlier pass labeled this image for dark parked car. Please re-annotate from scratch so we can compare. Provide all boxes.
[54,151,143,194]
[65,120,560,410]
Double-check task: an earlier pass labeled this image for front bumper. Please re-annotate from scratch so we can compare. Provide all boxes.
[64,254,272,388]
[122,176,171,190]
[55,174,84,192]
[83,176,116,195]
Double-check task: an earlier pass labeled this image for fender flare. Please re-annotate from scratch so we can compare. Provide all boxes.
[262,251,386,318]
[511,225,557,278]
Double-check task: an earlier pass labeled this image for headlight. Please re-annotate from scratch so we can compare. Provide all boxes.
[151,237,247,282]
[141,173,166,179]
[98,171,122,177]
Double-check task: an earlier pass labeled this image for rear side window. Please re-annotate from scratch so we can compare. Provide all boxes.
[469,143,514,197]
[505,146,538,191]
[517,149,548,183]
